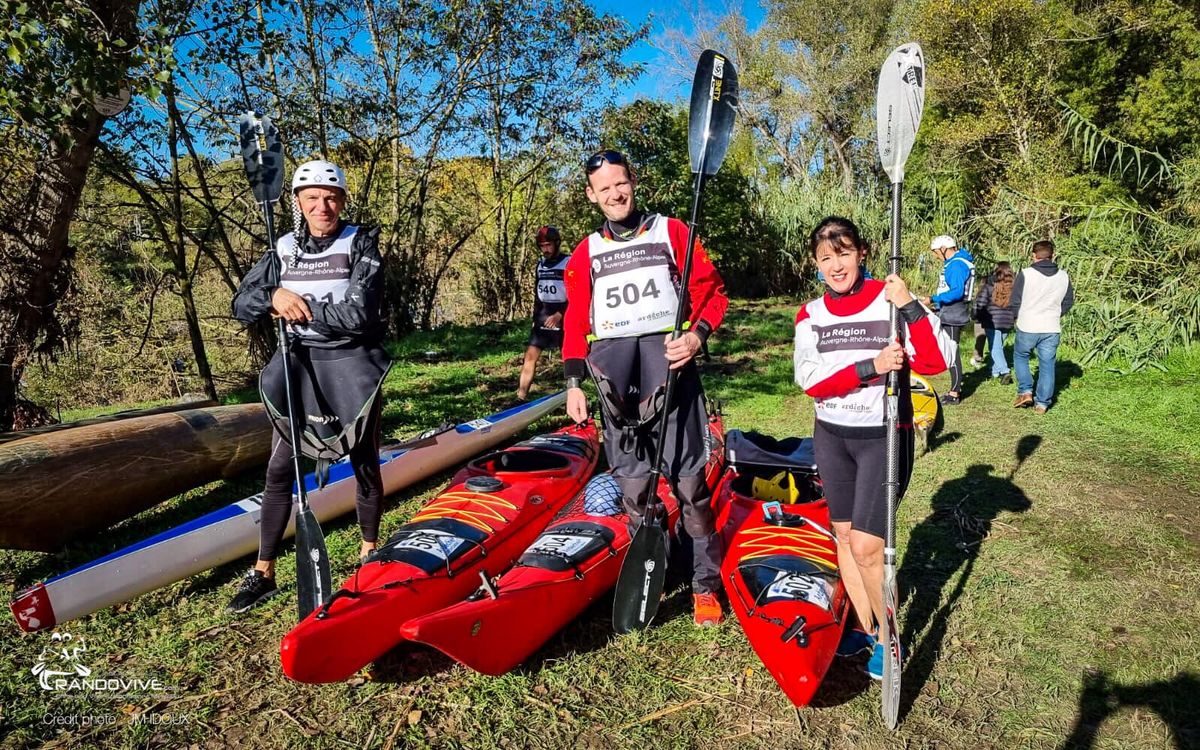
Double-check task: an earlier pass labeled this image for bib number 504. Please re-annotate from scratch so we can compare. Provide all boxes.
[604,279,661,308]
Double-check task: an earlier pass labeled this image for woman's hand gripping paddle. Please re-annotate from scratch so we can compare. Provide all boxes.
[612,50,738,634]
[238,111,333,622]
[875,44,925,729]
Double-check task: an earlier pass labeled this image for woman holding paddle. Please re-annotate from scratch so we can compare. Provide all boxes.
[793,216,955,678]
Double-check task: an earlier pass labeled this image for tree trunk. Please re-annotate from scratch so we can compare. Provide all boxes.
[0,111,103,431]
[166,83,219,401]
[0,0,141,430]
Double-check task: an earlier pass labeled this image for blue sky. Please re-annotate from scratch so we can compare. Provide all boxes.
[590,0,766,103]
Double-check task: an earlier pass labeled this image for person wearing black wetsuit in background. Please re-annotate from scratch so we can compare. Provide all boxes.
[517,225,569,400]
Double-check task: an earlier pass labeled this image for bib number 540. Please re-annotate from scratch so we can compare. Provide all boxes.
[604,279,661,308]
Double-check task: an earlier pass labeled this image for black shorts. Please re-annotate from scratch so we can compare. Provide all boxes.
[527,325,562,350]
[813,420,914,539]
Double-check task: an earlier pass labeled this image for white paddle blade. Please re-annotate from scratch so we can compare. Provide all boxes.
[876,43,926,185]
[881,568,902,728]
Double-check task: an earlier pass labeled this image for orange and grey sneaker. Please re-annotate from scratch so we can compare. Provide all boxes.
[693,592,724,627]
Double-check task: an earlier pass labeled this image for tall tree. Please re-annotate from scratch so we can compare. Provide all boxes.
[0,0,151,429]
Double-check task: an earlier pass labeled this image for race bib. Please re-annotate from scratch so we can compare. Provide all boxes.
[589,240,680,338]
[389,529,470,562]
[764,570,833,610]
[527,532,594,559]
[537,280,566,304]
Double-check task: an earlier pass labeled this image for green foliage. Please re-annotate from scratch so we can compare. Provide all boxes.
[561,99,782,295]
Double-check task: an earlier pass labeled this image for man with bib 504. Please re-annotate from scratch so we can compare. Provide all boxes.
[562,150,729,626]
[517,225,570,400]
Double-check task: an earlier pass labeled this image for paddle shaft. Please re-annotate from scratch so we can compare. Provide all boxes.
[646,166,708,509]
[883,181,902,567]
[261,203,313,515]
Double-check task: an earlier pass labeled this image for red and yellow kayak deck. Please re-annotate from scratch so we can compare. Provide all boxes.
[279,420,600,683]
[716,460,850,706]
[401,411,726,675]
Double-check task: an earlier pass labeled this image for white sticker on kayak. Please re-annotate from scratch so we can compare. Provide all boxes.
[766,571,832,611]
[529,533,593,559]
[391,530,469,561]
[462,418,493,431]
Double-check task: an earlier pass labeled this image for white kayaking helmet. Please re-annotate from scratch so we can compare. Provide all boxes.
[930,234,957,251]
[292,160,346,194]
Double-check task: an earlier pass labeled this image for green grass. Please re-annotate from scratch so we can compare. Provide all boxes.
[1,299,1198,749]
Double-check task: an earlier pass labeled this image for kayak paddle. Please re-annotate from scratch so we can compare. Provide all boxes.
[875,42,925,729]
[238,111,334,622]
[612,49,739,634]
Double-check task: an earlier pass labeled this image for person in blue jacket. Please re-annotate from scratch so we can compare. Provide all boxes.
[921,235,975,404]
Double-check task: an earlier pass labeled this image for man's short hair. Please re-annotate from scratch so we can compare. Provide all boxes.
[1032,240,1055,260]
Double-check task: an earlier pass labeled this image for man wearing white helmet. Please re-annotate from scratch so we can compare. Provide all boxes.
[229,159,390,613]
[922,234,974,405]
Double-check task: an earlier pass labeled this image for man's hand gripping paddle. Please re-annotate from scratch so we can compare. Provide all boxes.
[238,111,333,622]
[875,44,925,728]
[612,50,738,634]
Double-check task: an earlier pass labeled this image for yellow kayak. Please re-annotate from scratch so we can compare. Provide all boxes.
[911,373,940,455]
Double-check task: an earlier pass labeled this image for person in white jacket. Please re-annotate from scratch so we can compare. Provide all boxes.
[1011,240,1074,414]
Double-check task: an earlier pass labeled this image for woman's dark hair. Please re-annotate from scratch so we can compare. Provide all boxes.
[809,216,866,257]
[991,261,1015,308]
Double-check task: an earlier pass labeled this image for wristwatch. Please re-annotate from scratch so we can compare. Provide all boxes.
[566,376,583,390]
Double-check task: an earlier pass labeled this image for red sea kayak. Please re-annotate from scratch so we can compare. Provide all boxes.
[279,420,600,683]
[401,411,726,675]
[716,434,850,707]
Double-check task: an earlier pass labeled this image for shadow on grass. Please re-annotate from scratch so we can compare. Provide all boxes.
[1052,359,1084,402]
[928,430,963,452]
[1059,670,1200,750]
[897,437,1040,719]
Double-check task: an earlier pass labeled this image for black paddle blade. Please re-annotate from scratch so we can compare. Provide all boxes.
[612,521,668,634]
[238,110,285,204]
[294,506,333,621]
[881,573,902,728]
[688,49,739,176]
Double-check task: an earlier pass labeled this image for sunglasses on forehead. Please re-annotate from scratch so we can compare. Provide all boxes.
[585,150,630,174]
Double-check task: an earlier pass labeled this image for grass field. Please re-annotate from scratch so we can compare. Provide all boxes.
[2,299,1198,749]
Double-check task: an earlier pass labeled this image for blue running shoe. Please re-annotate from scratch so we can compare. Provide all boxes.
[867,640,886,680]
[867,638,905,681]
[836,627,876,658]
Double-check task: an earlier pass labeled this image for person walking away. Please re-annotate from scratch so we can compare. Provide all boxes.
[1012,240,1073,414]
[228,159,391,613]
[517,226,570,400]
[974,261,1016,384]
[794,216,955,678]
[922,234,974,404]
[562,149,729,627]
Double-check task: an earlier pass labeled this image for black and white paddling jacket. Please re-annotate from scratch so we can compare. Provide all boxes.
[532,252,570,328]
[232,222,386,348]
[794,278,956,438]
[232,222,390,465]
